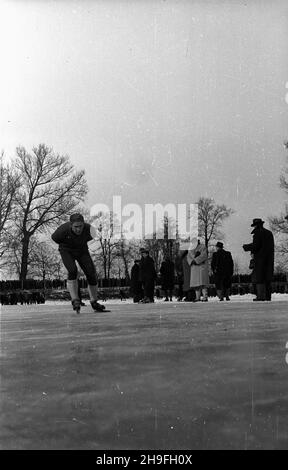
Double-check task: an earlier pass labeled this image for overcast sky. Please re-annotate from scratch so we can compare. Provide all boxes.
[1,0,288,270]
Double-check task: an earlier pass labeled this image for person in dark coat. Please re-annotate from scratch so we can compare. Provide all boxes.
[119,289,127,301]
[174,252,184,301]
[139,248,157,303]
[160,256,175,301]
[130,259,143,303]
[211,242,234,301]
[243,218,274,301]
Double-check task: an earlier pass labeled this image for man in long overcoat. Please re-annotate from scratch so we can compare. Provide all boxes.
[139,248,157,303]
[243,218,274,301]
[211,242,234,301]
[160,256,175,301]
[130,259,143,303]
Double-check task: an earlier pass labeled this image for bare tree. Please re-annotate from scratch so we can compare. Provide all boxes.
[143,234,164,274]
[268,142,288,269]
[0,152,21,268]
[12,144,88,282]
[197,197,234,249]
[90,211,120,281]
[29,240,61,282]
[114,236,142,282]
[142,217,178,273]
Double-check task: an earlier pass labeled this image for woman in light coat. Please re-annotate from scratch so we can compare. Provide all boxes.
[187,239,209,302]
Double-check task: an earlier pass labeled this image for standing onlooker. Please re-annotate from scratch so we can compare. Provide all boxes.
[174,252,184,301]
[177,248,195,301]
[243,218,274,301]
[211,242,234,301]
[160,256,175,301]
[139,248,157,303]
[130,259,143,303]
[187,238,209,302]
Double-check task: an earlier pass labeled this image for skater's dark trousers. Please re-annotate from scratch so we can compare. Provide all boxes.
[60,250,97,285]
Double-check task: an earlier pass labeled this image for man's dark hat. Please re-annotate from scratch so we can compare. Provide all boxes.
[140,248,149,254]
[251,218,265,227]
[216,241,224,248]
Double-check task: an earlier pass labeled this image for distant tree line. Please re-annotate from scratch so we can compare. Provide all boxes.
[1,272,287,294]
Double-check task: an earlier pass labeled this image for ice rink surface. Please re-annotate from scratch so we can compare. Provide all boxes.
[1,295,288,450]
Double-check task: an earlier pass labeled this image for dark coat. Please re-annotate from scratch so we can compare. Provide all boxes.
[211,249,234,289]
[178,250,191,292]
[160,260,175,290]
[243,226,274,283]
[139,255,157,283]
[130,264,142,294]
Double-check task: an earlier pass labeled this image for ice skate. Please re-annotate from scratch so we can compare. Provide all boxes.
[91,299,106,312]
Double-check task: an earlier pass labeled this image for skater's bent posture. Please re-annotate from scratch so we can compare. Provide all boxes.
[51,213,105,313]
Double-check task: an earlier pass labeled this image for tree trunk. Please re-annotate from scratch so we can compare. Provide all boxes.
[123,258,130,282]
[43,268,46,296]
[204,229,208,249]
[20,235,30,283]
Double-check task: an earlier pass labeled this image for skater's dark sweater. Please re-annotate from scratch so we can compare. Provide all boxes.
[51,222,93,253]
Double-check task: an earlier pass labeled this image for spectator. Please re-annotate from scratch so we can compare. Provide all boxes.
[187,238,209,302]
[177,247,195,302]
[130,259,144,303]
[160,256,175,301]
[243,218,274,301]
[174,252,184,301]
[139,248,157,303]
[211,242,234,301]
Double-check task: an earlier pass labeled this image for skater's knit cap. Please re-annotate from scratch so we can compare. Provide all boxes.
[70,213,84,223]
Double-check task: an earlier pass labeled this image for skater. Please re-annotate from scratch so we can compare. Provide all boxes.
[243,218,274,301]
[187,238,209,302]
[139,248,157,303]
[51,213,105,313]
[160,256,175,301]
[211,242,234,301]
